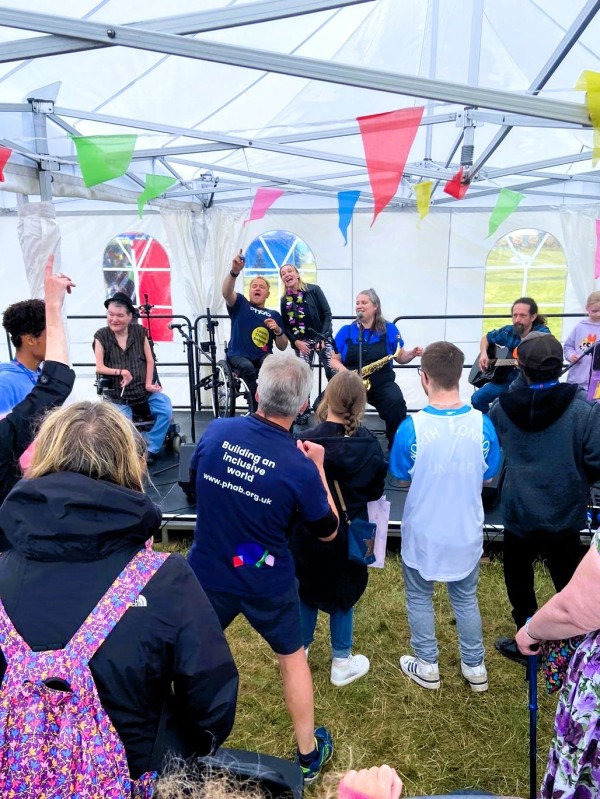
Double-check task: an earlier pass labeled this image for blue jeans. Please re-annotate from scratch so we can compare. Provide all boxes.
[119,392,173,454]
[402,562,484,667]
[299,600,354,658]
[470,380,510,414]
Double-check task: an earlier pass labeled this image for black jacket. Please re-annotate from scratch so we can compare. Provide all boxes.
[490,383,600,536]
[290,422,387,612]
[0,360,74,507]
[0,472,238,778]
[280,284,332,345]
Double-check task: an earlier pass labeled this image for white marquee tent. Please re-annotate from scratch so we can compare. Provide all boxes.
[1,0,600,408]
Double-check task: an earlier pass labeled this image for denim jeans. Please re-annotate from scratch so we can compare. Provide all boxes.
[402,562,484,667]
[119,391,173,454]
[299,600,354,658]
[470,380,511,414]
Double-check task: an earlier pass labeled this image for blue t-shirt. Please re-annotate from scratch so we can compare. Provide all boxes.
[0,360,40,415]
[389,405,501,482]
[188,414,331,597]
[227,294,284,360]
[334,321,404,365]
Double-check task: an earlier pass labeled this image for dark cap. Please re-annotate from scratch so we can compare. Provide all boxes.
[104,292,136,315]
[517,332,563,371]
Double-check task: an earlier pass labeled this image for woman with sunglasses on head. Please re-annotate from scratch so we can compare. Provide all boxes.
[330,288,422,449]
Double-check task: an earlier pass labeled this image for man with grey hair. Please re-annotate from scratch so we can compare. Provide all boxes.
[188,354,338,784]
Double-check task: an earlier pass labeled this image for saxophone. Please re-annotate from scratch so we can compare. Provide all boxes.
[355,338,402,392]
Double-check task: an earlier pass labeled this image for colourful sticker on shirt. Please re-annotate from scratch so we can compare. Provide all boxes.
[251,326,270,350]
[233,543,275,568]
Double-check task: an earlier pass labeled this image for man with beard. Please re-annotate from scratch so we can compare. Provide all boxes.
[471,297,550,414]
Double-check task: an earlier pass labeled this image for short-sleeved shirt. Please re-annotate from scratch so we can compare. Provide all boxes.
[0,361,40,415]
[93,323,149,404]
[334,321,404,368]
[390,405,501,581]
[227,295,284,361]
[188,414,332,597]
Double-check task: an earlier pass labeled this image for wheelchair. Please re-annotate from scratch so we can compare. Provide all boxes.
[197,315,253,418]
[95,375,184,453]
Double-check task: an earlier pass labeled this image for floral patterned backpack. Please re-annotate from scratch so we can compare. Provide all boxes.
[0,548,168,798]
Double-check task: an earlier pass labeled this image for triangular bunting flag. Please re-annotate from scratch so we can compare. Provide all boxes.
[443,167,470,199]
[245,187,285,225]
[0,145,12,182]
[138,174,178,218]
[575,71,600,165]
[357,107,424,226]
[71,134,137,187]
[487,188,525,238]
[337,190,361,245]
[413,181,432,224]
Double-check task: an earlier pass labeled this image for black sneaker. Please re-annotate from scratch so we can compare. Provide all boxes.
[494,636,528,666]
[296,727,334,784]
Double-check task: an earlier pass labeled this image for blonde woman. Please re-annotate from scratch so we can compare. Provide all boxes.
[0,401,238,780]
[292,372,387,687]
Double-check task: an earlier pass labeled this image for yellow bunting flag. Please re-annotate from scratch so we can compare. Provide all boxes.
[413,180,432,225]
[575,70,600,165]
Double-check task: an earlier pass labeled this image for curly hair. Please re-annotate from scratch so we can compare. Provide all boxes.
[2,299,46,348]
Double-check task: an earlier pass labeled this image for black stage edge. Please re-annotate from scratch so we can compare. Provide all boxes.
[150,411,593,548]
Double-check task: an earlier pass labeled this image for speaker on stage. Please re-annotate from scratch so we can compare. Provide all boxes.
[178,442,197,502]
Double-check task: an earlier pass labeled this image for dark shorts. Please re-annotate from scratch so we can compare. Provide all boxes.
[205,582,303,656]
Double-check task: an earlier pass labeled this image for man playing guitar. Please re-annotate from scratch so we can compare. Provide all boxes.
[471,297,550,414]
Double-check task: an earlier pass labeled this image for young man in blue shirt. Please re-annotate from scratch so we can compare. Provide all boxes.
[0,298,47,414]
[390,341,501,692]
[188,354,337,784]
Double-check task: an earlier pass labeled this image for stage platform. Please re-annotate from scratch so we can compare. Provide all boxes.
[149,410,506,546]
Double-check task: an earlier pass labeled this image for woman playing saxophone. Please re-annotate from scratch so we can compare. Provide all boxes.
[330,288,422,449]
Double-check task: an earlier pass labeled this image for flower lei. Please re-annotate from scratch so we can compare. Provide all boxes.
[285,290,306,337]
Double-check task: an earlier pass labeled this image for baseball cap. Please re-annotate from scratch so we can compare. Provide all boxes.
[517,332,563,371]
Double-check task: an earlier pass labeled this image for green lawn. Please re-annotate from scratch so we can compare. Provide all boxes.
[170,546,559,798]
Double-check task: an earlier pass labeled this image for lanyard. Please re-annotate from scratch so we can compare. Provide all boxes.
[528,380,559,389]
[13,359,39,386]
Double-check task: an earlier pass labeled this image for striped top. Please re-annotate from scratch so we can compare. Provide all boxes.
[94,323,149,404]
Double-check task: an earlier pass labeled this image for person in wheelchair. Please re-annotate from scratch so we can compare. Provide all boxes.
[93,292,173,463]
[222,250,288,411]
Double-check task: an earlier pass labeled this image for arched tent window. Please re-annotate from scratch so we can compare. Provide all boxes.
[244,230,317,311]
[483,229,567,339]
[103,232,173,342]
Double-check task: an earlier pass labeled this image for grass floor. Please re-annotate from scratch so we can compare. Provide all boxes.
[211,551,559,798]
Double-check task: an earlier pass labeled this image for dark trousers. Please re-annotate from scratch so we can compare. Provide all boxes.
[367,376,407,449]
[503,528,583,630]
[227,355,267,412]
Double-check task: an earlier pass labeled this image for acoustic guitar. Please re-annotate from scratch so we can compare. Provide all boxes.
[468,344,517,388]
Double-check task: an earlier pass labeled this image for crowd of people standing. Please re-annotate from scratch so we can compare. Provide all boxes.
[2,252,600,798]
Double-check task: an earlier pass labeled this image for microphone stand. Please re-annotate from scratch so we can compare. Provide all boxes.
[169,321,200,443]
[138,293,160,384]
[357,316,364,378]
[306,327,334,396]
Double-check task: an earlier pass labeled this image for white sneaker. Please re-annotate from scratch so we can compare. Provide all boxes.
[461,660,488,692]
[330,654,370,687]
[399,655,440,690]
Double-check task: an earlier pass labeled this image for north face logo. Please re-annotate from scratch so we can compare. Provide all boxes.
[131,594,147,608]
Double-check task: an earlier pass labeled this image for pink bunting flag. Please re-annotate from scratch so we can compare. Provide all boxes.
[595,220,600,279]
[245,188,285,225]
[0,145,12,182]
[357,107,424,226]
[443,167,470,199]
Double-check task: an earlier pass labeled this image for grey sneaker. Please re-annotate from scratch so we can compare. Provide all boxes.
[461,660,489,692]
[330,654,370,687]
[399,655,440,689]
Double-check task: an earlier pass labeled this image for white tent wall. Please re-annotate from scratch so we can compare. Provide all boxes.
[1,205,580,413]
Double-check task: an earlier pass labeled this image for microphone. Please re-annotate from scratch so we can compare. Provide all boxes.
[356,311,364,324]
[168,322,184,330]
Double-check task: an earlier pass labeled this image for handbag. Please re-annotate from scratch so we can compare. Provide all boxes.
[333,480,376,566]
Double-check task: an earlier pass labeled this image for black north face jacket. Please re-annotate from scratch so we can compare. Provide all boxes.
[0,471,238,778]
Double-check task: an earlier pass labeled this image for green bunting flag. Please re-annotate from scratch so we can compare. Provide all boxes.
[487,188,525,238]
[71,134,137,187]
[137,174,177,217]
